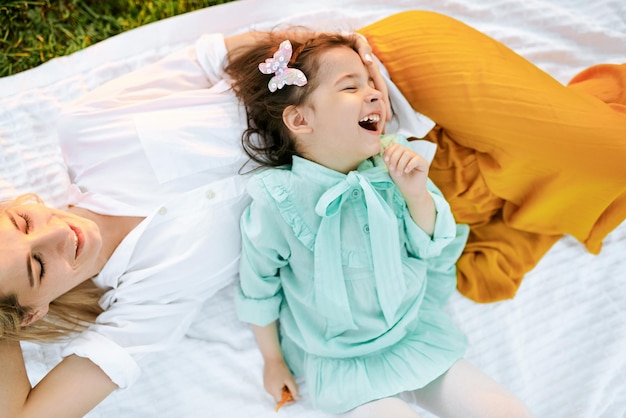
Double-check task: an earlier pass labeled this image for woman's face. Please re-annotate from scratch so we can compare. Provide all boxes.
[0,203,102,324]
[296,46,386,173]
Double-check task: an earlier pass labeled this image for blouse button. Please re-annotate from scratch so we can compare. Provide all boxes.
[206,189,216,199]
[351,189,361,199]
[158,207,167,215]
[363,224,370,234]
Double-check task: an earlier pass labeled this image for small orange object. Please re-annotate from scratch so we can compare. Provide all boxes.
[274,386,294,412]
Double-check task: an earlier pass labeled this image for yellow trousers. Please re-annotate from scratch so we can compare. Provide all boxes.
[359,11,626,302]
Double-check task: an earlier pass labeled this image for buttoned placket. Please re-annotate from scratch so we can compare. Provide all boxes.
[314,168,407,339]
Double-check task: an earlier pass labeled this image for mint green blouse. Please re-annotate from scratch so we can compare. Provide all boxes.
[236,135,468,413]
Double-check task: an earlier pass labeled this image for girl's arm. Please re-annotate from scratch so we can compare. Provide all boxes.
[251,323,299,404]
[404,191,436,237]
[0,341,117,418]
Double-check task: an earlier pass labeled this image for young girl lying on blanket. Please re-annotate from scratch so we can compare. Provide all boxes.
[227,33,533,418]
[1,9,624,418]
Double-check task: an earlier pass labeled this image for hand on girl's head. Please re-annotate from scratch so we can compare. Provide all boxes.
[354,32,392,123]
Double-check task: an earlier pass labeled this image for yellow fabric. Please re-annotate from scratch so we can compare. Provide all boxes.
[359,11,626,302]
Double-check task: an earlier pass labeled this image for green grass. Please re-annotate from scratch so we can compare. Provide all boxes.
[0,0,236,77]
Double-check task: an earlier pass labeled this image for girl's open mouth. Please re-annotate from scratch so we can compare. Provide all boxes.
[358,114,380,131]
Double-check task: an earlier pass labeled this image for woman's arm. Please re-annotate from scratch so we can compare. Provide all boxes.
[0,341,117,418]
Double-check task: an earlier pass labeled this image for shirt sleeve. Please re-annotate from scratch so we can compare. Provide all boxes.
[236,179,290,327]
[403,179,458,259]
[194,33,228,86]
[62,298,206,389]
[61,329,141,388]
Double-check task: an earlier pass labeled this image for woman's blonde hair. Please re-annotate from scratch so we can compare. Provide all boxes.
[0,194,104,343]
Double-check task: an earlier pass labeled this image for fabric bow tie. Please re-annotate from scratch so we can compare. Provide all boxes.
[314,167,407,339]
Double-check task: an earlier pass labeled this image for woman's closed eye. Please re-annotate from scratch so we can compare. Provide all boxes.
[34,253,46,282]
[23,215,46,282]
[17,212,33,234]
[15,212,45,281]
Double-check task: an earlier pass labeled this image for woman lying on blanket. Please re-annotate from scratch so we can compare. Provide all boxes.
[1,10,625,418]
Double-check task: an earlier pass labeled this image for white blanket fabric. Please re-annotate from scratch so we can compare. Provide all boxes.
[1,0,625,417]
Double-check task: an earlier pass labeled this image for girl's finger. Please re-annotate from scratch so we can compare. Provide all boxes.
[383,144,403,171]
[385,145,410,171]
[395,151,416,174]
[286,379,299,400]
[405,155,428,173]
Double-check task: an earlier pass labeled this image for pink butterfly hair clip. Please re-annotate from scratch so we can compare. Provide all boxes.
[258,40,308,92]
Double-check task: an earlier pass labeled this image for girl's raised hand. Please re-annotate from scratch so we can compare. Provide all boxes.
[383,143,436,235]
[383,144,430,199]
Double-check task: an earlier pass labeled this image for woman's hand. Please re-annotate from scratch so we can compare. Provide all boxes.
[354,32,392,122]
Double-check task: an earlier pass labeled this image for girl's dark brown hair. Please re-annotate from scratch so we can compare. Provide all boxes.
[225,32,358,169]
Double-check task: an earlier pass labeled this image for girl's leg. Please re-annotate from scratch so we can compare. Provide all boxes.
[359,11,626,302]
[342,397,421,418]
[402,359,533,418]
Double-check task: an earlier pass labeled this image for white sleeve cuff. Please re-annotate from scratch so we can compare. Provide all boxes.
[195,33,228,85]
[61,330,141,389]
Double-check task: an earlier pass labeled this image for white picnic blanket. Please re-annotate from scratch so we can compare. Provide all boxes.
[1,1,624,417]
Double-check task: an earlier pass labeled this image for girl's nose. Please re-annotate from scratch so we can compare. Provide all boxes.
[366,86,383,102]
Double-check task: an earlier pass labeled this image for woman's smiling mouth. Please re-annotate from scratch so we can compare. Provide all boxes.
[69,224,83,260]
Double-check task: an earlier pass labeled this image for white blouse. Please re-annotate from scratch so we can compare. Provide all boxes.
[55,32,436,389]
[57,33,251,388]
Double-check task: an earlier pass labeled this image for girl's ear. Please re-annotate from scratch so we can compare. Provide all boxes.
[283,105,313,135]
[20,305,49,327]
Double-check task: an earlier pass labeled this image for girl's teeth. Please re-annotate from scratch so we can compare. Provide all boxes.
[359,114,380,123]
[359,114,380,131]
